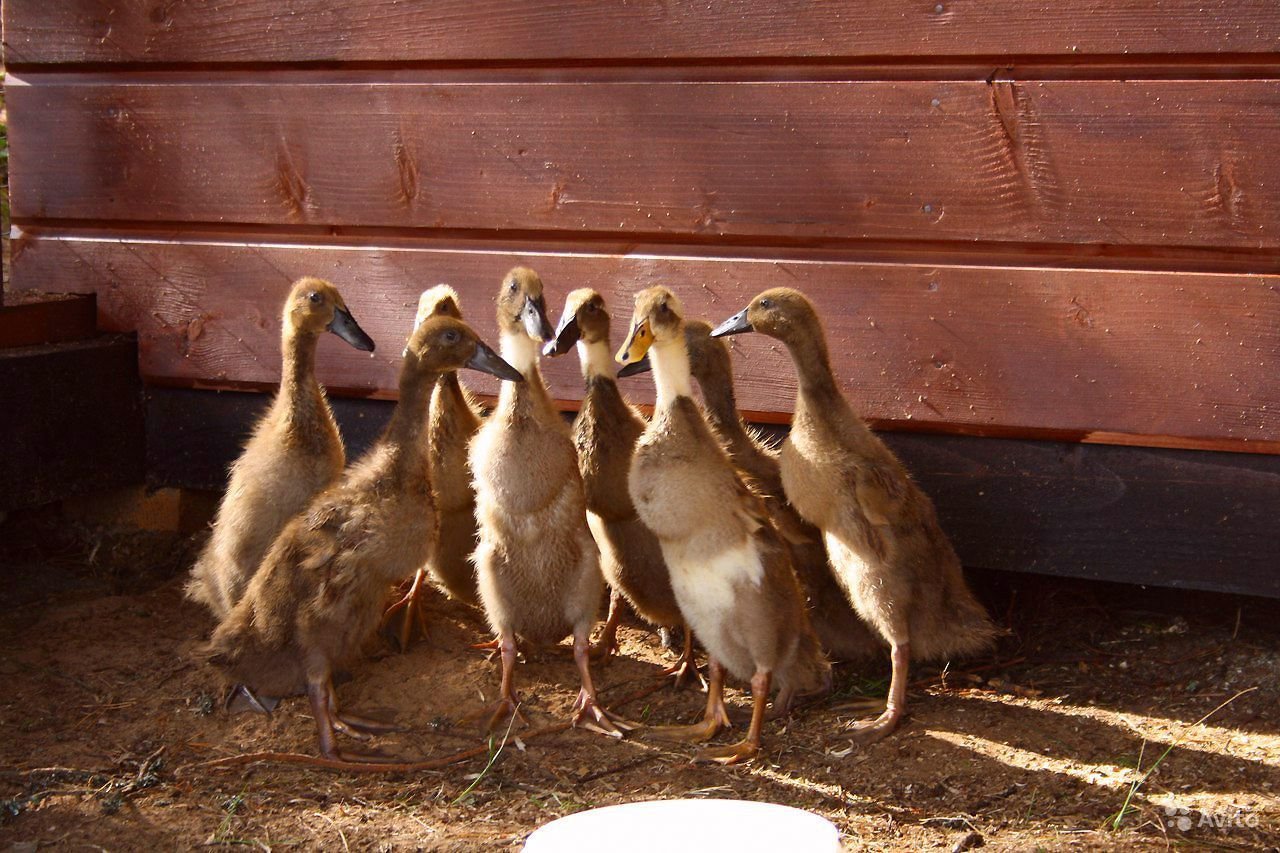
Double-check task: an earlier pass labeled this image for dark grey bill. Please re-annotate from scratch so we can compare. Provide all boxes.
[616,354,652,378]
[710,308,752,338]
[466,340,525,382]
[542,313,581,357]
[328,306,376,351]
[522,296,555,343]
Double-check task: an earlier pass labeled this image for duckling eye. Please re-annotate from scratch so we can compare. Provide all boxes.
[658,302,670,315]
[443,329,460,344]
[309,291,323,304]
[759,298,773,309]
[507,281,518,294]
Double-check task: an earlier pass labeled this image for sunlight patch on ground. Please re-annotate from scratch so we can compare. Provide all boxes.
[925,730,1137,790]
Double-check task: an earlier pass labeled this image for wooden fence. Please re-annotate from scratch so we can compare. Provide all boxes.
[5,1,1278,594]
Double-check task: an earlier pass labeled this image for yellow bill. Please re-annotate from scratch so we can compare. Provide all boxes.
[615,319,654,365]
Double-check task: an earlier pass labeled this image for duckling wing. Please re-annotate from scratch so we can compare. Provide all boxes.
[851,462,908,528]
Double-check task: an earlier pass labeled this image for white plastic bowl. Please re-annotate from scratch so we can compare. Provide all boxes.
[523,798,841,852]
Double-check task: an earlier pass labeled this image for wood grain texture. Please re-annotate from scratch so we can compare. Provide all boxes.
[10,76,1279,249]
[146,388,1280,598]
[14,235,1278,451]
[6,0,1280,65]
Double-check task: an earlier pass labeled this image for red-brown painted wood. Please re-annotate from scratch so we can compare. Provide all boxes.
[6,0,1280,65]
[14,235,1279,452]
[11,77,1279,250]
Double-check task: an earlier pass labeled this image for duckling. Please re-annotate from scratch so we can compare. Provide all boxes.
[623,320,881,664]
[468,267,631,738]
[206,316,522,762]
[617,287,829,764]
[712,288,998,743]
[186,277,375,624]
[543,289,697,684]
[384,285,485,649]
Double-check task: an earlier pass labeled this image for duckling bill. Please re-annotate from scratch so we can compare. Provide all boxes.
[206,316,520,763]
[712,288,997,743]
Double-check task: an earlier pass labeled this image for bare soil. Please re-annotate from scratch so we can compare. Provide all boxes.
[1,510,1277,851]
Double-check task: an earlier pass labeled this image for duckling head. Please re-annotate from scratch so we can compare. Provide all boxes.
[543,288,610,357]
[496,267,554,344]
[615,317,730,383]
[710,286,816,344]
[616,286,686,367]
[403,315,523,382]
[286,276,376,352]
[415,284,464,328]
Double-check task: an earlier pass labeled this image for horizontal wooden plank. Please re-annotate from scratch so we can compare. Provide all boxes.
[0,335,144,511]
[9,77,1280,249]
[146,388,1280,599]
[13,235,1279,451]
[5,1,1280,65]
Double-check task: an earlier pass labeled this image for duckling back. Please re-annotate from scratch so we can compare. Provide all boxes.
[425,373,484,605]
[576,374,683,629]
[186,389,345,619]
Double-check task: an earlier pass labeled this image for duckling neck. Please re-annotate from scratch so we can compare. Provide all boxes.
[500,329,541,381]
[649,337,694,408]
[784,327,841,402]
[383,367,439,471]
[576,338,616,381]
[279,325,321,399]
[698,370,744,438]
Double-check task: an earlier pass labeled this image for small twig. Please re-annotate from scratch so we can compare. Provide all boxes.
[576,754,659,785]
[909,657,1027,689]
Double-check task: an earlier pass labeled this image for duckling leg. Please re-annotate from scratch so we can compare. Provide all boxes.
[693,668,770,765]
[306,676,402,763]
[381,568,431,652]
[570,627,636,738]
[846,641,908,743]
[588,590,625,662]
[658,624,706,690]
[645,657,730,743]
[476,631,530,733]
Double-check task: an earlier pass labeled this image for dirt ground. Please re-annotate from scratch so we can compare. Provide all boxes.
[0,509,1277,851]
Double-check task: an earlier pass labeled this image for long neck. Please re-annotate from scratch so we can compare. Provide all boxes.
[501,329,540,380]
[576,337,616,381]
[785,326,840,402]
[649,336,694,408]
[382,366,438,475]
[698,369,758,454]
[279,324,321,400]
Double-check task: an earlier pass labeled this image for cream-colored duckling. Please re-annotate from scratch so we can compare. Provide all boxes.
[186,277,374,623]
[543,289,697,684]
[618,287,829,764]
[621,320,881,664]
[712,287,998,743]
[384,285,485,649]
[468,267,632,738]
[207,316,521,763]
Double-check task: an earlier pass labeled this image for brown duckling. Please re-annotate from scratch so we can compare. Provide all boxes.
[543,288,697,684]
[385,285,485,649]
[206,315,521,762]
[622,320,881,665]
[468,267,631,738]
[186,277,374,623]
[712,287,998,743]
[617,287,829,764]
